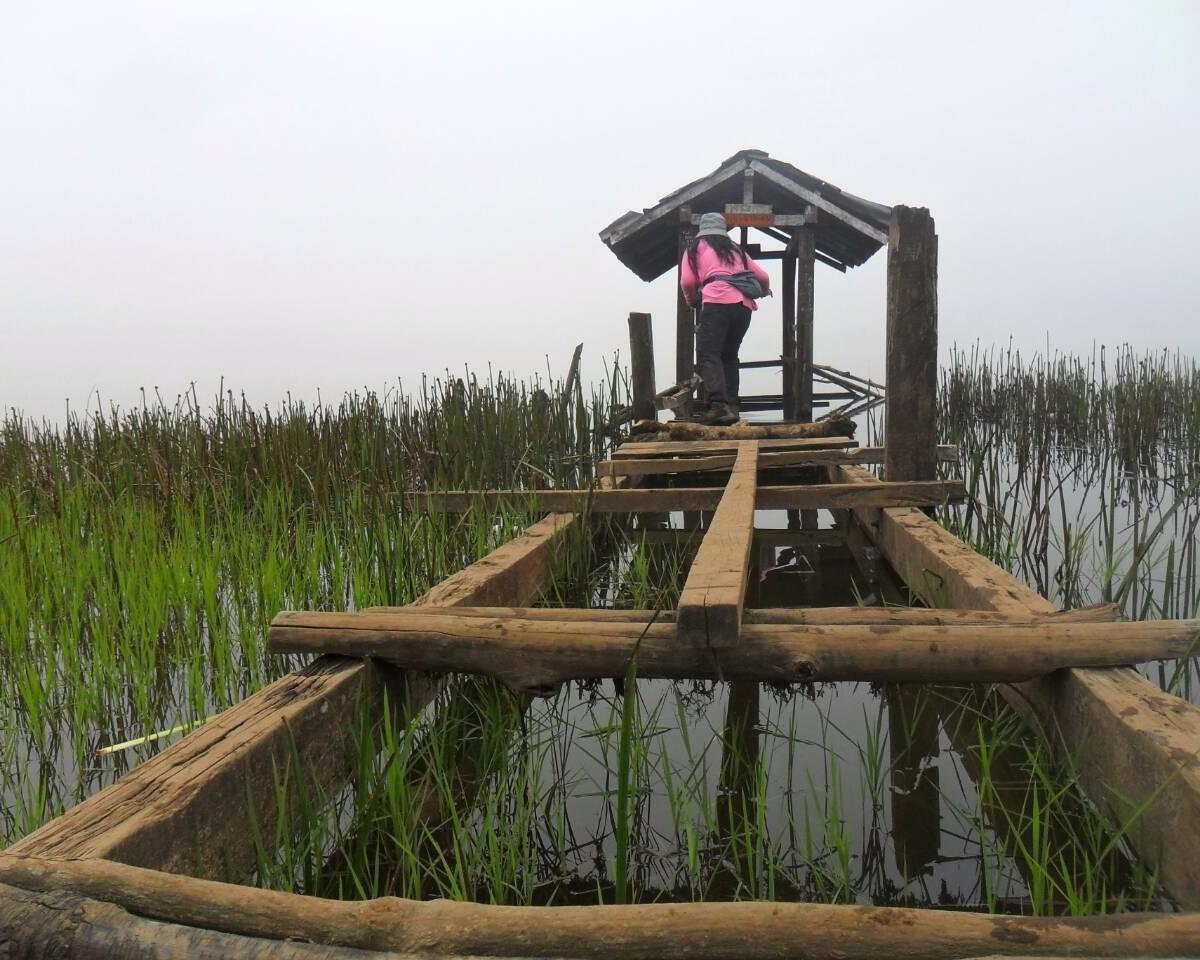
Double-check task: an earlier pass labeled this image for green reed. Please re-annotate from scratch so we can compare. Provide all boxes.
[0,366,623,844]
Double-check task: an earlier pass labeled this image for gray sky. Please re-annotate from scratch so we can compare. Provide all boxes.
[2,1,1197,422]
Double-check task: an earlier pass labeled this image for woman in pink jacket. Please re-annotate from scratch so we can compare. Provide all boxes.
[679,212,772,425]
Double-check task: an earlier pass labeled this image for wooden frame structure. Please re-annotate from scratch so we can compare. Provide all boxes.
[600,150,892,423]
[5,205,1200,959]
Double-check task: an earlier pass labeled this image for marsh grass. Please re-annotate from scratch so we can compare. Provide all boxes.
[0,367,622,843]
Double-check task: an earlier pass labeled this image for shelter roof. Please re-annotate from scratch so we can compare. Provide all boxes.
[599,149,892,281]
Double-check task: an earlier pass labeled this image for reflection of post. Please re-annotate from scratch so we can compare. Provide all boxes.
[887,684,941,881]
[717,681,761,889]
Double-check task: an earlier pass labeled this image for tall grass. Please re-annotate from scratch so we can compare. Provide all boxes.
[0,367,624,843]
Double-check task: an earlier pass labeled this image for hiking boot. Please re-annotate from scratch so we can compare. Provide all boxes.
[697,401,738,426]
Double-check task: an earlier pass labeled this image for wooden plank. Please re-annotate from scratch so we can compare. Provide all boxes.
[269,611,1198,688]
[360,602,1123,626]
[885,206,938,481]
[615,437,858,456]
[635,419,854,442]
[7,514,577,880]
[628,312,656,421]
[600,445,958,477]
[835,463,1200,908]
[406,480,966,514]
[676,443,758,647]
[4,855,1199,960]
[748,159,890,244]
[781,249,797,419]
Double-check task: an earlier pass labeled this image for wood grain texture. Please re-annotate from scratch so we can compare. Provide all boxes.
[676,443,758,647]
[268,611,1197,689]
[408,480,965,514]
[3,854,1198,959]
[600,445,958,477]
[614,436,857,456]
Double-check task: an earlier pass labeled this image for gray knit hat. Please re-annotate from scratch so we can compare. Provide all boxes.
[695,212,729,238]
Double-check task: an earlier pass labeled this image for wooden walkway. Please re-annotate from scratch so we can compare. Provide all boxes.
[5,425,1200,958]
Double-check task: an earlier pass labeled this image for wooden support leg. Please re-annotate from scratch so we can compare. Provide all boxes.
[628,311,656,422]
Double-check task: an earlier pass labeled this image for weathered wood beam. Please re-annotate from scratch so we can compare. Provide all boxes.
[0,880,438,960]
[634,418,853,442]
[406,480,966,514]
[885,206,938,481]
[359,602,1124,627]
[835,463,1200,908]
[3,854,1198,960]
[795,225,816,421]
[748,159,890,245]
[677,443,758,647]
[600,445,958,477]
[269,611,1197,689]
[6,514,577,880]
[614,436,857,457]
[628,312,656,422]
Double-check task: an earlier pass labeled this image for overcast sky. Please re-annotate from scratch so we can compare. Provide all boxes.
[2,1,1196,422]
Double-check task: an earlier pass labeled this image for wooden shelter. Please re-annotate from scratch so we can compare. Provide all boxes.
[599,149,891,421]
[4,179,1200,959]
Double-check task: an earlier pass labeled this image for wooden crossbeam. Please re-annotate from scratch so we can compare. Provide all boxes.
[358,602,1124,626]
[3,854,1199,960]
[600,445,959,477]
[268,611,1198,690]
[614,436,857,457]
[676,442,758,647]
[407,480,965,514]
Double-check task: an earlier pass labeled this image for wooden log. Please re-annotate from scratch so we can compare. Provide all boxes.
[614,436,858,457]
[406,480,966,514]
[600,445,959,477]
[795,225,816,422]
[268,611,1198,689]
[7,514,577,880]
[0,880,417,960]
[631,416,855,441]
[3,854,1199,960]
[561,342,583,404]
[885,206,938,482]
[676,443,758,647]
[358,602,1123,626]
[835,463,1200,908]
[628,312,656,422]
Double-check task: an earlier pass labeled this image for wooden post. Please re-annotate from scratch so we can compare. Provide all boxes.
[628,312,656,422]
[795,226,816,423]
[781,247,797,421]
[884,206,938,482]
[676,206,696,387]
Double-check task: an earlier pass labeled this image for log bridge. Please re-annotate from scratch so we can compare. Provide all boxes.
[4,186,1200,959]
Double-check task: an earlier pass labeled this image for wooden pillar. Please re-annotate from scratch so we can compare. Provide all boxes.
[884,206,938,482]
[795,226,816,423]
[676,206,696,387]
[628,312,655,422]
[781,247,797,422]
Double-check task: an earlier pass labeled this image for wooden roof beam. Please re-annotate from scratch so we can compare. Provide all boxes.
[749,159,889,244]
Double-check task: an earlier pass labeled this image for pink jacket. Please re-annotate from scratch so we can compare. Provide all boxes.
[680,241,771,311]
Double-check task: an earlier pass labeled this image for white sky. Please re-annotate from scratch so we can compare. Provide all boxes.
[2,1,1197,422]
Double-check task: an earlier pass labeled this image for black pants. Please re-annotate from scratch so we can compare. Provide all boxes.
[695,302,752,404]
